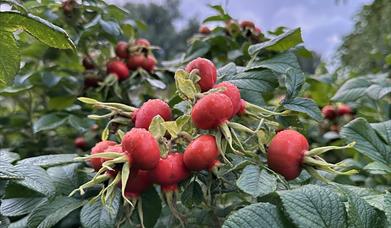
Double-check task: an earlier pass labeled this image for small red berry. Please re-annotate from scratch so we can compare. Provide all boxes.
[321,105,336,120]
[106,61,129,80]
[135,38,150,47]
[199,25,211,34]
[337,104,352,116]
[143,55,157,72]
[214,82,241,117]
[183,135,219,171]
[82,56,94,70]
[90,140,117,171]
[237,99,246,115]
[74,137,87,149]
[134,99,172,129]
[185,58,217,92]
[127,54,146,71]
[115,41,129,59]
[240,20,255,29]
[124,169,152,199]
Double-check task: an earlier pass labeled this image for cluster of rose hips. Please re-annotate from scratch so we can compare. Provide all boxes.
[82,38,157,87]
[72,58,356,224]
[199,19,262,41]
[321,104,353,133]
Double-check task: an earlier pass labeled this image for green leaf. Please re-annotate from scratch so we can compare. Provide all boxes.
[223,70,279,94]
[203,14,231,23]
[0,197,44,217]
[331,77,371,102]
[148,115,166,139]
[279,185,347,228]
[218,62,237,79]
[0,11,75,50]
[18,154,78,168]
[67,115,93,133]
[363,162,391,174]
[80,190,121,228]
[0,84,32,94]
[146,78,166,89]
[283,97,323,121]
[99,19,121,37]
[161,121,180,138]
[385,193,391,226]
[141,187,162,228]
[0,149,20,163]
[0,215,10,228]
[223,202,285,228]
[33,113,68,133]
[248,28,303,55]
[181,180,203,208]
[47,163,86,195]
[13,164,55,196]
[366,83,391,100]
[174,70,198,100]
[340,118,391,165]
[9,216,28,228]
[0,161,23,180]
[27,196,84,228]
[337,186,386,228]
[370,120,391,145]
[183,40,210,63]
[0,31,20,87]
[236,165,277,198]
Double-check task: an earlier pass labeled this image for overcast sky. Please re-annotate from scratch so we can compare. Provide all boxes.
[108,0,373,63]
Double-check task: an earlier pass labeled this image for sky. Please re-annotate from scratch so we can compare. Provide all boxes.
[109,0,373,64]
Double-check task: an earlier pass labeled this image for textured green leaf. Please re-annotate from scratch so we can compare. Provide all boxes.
[0,197,44,217]
[47,163,85,195]
[141,187,162,228]
[181,180,204,208]
[340,118,391,165]
[331,77,371,102]
[149,115,166,139]
[283,97,323,121]
[0,11,75,50]
[9,216,28,228]
[338,186,386,228]
[0,31,20,87]
[0,149,20,163]
[27,196,83,228]
[13,164,55,196]
[32,113,68,133]
[18,154,78,168]
[0,215,10,228]
[223,202,285,228]
[183,40,210,63]
[366,83,391,100]
[363,162,391,174]
[80,190,121,228]
[99,19,121,37]
[236,165,277,197]
[370,120,391,145]
[0,161,23,180]
[363,194,386,211]
[223,70,278,94]
[248,28,303,55]
[174,70,198,100]
[218,62,237,79]
[384,193,391,226]
[279,185,347,228]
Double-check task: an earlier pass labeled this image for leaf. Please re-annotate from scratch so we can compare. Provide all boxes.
[9,216,28,228]
[67,115,93,133]
[279,185,347,228]
[363,162,391,174]
[183,40,211,63]
[203,14,231,23]
[161,121,180,138]
[146,78,166,89]
[141,187,162,228]
[337,186,386,228]
[0,197,44,217]
[0,11,75,50]
[0,149,20,163]
[181,180,203,208]
[370,120,391,145]
[0,31,20,87]
[366,83,391,100]
[331,77,371,102]
[0,161,23,180]
[0,215,10,228]
[13,164,55,196]
[80,190,121,228]
[223,202,285,228]
[283,97,323,122]
[223,70,279,94]
[236,165,277,198]
[47,163,85,195]
[27,196,84,228]
[218,62,237,80]
[248,28,303,55]
[148,115,166,139]
[18,154,78,168]
[340,118,391,165]
[385,193,391,226]
[32,113,68,133]
[174,70,198,100]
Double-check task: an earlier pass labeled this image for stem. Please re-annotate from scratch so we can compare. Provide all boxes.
[137,198,145,228]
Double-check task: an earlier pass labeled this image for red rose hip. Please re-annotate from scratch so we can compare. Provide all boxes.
[185,58,217,92]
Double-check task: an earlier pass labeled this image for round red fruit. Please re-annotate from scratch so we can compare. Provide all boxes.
[122,128,160,170]
[124,169,152,199]
[127,54,146,70]
[134,99,172,129]
[82,56,94,70]
[237,99,246,115]
[240,20,255,29]
[199,25,211,34]
[107,61,129,80]
[321,105,336,120]
[143,55,157,72]
[150,153,190,191]
[74,137,87,149]
[267,130,309,180]
[115,41,129,59]
[90,140,117,171]
[183,135,219,171]
[135,38,150,47]
[213,82,241,117]
[191,93,233,130]
[337,104,352,116]
[185,58,217,92]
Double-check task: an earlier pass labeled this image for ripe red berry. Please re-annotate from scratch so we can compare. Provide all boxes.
[84,75,100,88]
[185,58,217,92]
[199,25,211,34]
[127,54,146,71]
[183,135,219,171]
[134,99,172,129]
[337,104,352,116]
[191,93,233,130]
[253,26,261,35]
[237,99,246,115]
[82,56,94,70]
[150,153,190,192]
[122,128,160,170]
[115,41,129,59]
[74,136,87,149]
[322,105,336,120]
[240,20,255,29]
[143,55,157,72]
[90,140,117,171]
[267,130,309,180]
[124,169,152,199]
[135,38,150,47]
[106,61,129,80]
[213,82,241,117]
